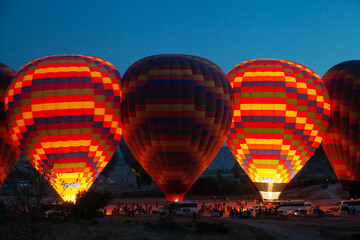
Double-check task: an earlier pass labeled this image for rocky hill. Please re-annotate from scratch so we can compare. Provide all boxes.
[206,144,336,180]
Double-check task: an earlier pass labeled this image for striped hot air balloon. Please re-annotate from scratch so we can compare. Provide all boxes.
[121,54,233,201]
[0,63,21,186]
[226,59,330,200]
[322,60,360,198]
[5,55,122,202]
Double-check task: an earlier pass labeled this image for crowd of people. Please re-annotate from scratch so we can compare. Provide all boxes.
[109,202,158,216]
[104,198,357,218]
[105,198,275,218]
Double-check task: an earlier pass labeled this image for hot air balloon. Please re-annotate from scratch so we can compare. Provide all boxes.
[121,54,233,201]
[0,63,21,186]
[5,55,122,202]
[322,60,360,198]
[226,59,330,200]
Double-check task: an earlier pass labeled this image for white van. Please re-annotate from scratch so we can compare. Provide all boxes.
[339,199,360,214]
[272,200,311,213]
[172,201,199,215]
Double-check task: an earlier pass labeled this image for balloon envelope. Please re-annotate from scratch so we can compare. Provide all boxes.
[226,59,330,200]
[0,63,21,186]
[121,54,233,201]
[322,60,360,198]
[5,55,122,202]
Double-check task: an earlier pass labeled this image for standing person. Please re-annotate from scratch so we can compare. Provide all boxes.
[230,208,234,220]
[131,206,135,217]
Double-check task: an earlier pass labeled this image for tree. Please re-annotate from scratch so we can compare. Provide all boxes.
[233,162,240,179]
[68,190,114,220]
[3,170,65,240]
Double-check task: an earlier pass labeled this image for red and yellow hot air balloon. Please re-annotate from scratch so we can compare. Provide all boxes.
[121,54,233,201]
[322,60,360,198]
[226,59,330,200]
[5,55,122,202]
[0,63,21,186]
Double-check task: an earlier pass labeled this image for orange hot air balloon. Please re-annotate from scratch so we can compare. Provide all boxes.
[0,63,21,186]
[226,59,330,200]
[5,55,122,202]
[121,54,233,201]
[322,60,360,198]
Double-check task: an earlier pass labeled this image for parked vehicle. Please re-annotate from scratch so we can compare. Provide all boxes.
[294,208,308,216]
[250,205,267,213]
[17,180,29,188]
[339,199,360,214]
[276,209,284,215]
[172,201,199,215]
[325,210,335,216]
[106,178,116,184]
[271,200,311,213]
[311,208,325,217]
[152,207,167,214]
[211,209,220,217]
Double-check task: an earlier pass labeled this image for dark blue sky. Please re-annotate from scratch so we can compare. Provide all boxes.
[1,0,359,76]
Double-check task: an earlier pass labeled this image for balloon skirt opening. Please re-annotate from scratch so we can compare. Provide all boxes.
[165,193,185,202]
[254,182,287,201]
[259,191,281,201]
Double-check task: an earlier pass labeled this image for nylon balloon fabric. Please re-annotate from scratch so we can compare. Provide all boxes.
[226,59,330,200]
[0,63,21,186]
[5,55,122,202]
[322,60,360,198]
[121,54,233,201]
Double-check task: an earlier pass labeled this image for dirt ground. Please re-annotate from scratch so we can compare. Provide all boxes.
[1,211,358,240]
[1,183,359,240]
[232,215,360,240]
[97,183,360,240]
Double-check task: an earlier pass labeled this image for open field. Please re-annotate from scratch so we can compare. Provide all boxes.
[1,151,356,239]
[1,210,359,240]
[234,215,360,240]
[0,179,359,240]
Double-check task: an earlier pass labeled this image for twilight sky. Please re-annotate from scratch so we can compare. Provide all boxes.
[1,0,359,77]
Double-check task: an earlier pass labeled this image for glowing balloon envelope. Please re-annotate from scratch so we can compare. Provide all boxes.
[121,54,233,201]
[0,63,21,186]
[226,59,330,200]
[322,60,360,198]
[5,55,122,202]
